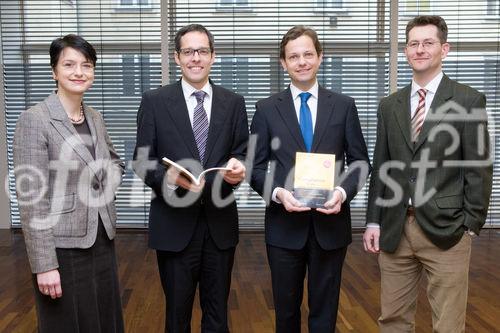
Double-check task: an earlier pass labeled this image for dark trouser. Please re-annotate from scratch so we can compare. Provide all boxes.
[267,225,347,333]
[156,216,235,333]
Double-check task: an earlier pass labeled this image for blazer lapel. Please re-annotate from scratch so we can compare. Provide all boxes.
[85,107,106,179]
[394,85,413,150]
[276,88,306,151]
[311,87,335,152]
[46,93,97,168]
[204,84,228,166]
[162,81,200,160]
[83,104,98,150]
[414,75,453,151]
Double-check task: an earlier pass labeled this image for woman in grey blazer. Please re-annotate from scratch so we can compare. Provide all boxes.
[13,34,125,332]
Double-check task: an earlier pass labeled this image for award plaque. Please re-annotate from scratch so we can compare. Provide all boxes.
[293,152,335,208]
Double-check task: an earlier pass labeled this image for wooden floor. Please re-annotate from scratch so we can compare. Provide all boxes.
[1,229,500,333]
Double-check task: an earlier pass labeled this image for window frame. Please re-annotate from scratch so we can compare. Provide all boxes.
[402,0,432,16]
[216,0,252,12]
[487,0,500,17]
[313,0,346,13]
[116,0,152,10]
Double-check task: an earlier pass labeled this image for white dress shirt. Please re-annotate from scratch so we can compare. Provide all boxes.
[410,71,443,120]
[181,79,213,124]
[289,81,319,129]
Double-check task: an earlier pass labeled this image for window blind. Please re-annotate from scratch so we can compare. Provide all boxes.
[1,0,162,227]
[2,0,499,229]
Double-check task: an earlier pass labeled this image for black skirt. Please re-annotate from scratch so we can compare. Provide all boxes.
[33,220,124,333]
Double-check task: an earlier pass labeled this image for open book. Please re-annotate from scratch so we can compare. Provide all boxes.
[162,157,232,186]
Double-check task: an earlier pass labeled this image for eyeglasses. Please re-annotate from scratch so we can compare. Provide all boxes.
[177,48,212,57]
[406,40,441,50]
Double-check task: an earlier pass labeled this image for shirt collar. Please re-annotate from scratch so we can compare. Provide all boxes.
[411,71,443,97]
[290,81,319,101]
[181,79,212,99]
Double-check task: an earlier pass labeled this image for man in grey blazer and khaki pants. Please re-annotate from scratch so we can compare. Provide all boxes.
[363,15,492,332]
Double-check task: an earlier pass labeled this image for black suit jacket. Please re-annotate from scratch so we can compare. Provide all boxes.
[366,75,492,252]
[133,80,248,252]
[250,86,370,251]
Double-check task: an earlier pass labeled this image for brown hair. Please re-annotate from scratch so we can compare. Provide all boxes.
[280,25,322,59]
[405,15,448,44]
[174,24,214,53]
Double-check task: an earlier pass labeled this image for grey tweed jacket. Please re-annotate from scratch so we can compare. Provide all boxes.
[13,93,124,274]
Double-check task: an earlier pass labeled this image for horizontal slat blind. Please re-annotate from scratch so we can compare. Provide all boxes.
[3,1,498,229]
[1,0,162,227]
[398,1,500,227]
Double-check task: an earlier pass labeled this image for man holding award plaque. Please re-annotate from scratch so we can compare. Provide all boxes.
[250,26,370,332]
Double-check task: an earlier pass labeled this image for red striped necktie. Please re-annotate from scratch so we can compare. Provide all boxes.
[411,88,427,142]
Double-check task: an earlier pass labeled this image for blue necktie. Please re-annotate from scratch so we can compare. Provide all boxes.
[299,92,313,152]
[192,91,209,162]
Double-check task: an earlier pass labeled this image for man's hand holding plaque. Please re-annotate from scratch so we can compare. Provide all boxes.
[316,189,342,214]
[293,152,336,208]
[276,188,311,213]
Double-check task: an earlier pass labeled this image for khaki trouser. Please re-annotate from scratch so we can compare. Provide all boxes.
[378,212,472,333]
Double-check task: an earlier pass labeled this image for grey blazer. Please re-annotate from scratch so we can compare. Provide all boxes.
[13,93,124,274]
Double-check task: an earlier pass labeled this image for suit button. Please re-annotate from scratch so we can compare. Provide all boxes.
[93,182,100,190]
[409,176,416,183]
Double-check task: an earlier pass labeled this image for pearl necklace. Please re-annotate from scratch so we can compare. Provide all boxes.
[69,104,85,125]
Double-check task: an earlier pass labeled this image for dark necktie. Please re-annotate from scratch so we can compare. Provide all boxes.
[411,88,427,142]
[299,92,313,152]
[192,90,209,162]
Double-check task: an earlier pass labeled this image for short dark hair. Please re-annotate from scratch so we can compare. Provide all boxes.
[280,25,323,60]
[174,24,214,53]
[405,15,448,44]
[49,34,97,69]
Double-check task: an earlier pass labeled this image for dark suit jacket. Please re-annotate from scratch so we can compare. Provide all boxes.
[250,86,370,251]
[133,80,248,252]
[366,75,492,252]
